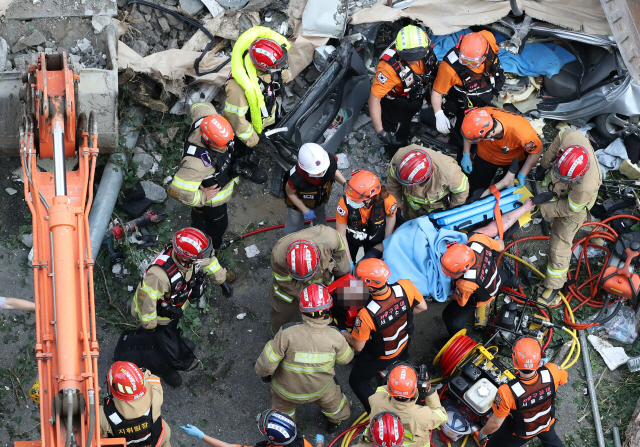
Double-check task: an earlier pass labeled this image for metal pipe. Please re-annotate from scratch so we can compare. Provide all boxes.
[85,390,95,447]
[579,330,606,447]
[612,427,621,447]
[53,121,67,196]
[88,106,146,258]
[65,389,74,447]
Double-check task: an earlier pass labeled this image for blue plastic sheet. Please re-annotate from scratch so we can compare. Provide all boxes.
[382,217,467,302]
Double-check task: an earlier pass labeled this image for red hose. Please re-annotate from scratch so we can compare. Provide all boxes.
[240,217,337,239]
[439,335,477,377]
[327,423,367,447]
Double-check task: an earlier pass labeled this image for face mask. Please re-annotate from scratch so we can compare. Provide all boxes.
[308,170,326,178]
[346,197,365,209]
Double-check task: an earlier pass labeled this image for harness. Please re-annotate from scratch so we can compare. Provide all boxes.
[363,283,414,358]
[506,367,557,438]
[443,38,505,107]
[284,156,338,210]
[103,396,164,447]
[183,118,234,190]
[379,46,438,100]
[149,246,206,311]
[228,70,281,128]
[461,239,501,306]
[345,195,386,244]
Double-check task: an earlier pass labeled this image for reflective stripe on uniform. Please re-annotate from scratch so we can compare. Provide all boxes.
[171,175,201,192]
[203,258,222,275]
[273,284,296,303]
[224,101,249,116]
[273,271,293,282]
[337,233,346,251]
[321,394,347,417]
[546,265,568,277]
[336,346,354,363]
[294,352,335,363]
[282,361,335,374]
[140,280,161,299]
[451,175,468,194]
[187,190,203,207]
[236,126,255,142]
[272,378,331,401]
[262,342,284,363]
[206,177,239,205]
[568,196,588,212]
[431,408,448,428]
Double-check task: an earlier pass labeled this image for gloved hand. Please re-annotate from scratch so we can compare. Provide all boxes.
[435,110,451,134]
[516,172,526,186]
[181,424,205,440]
[315,434,325,445]
[349,261,355,274]
[377,130,397,146]
[220,281,233,298]
[534,166,548,181]
[261,375,272,383]
[531,191,554,205]
[303,209,317,221]
[461,153,473,174]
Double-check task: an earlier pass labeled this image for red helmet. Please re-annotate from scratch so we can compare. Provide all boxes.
[172,227,213,262]
[356,258,391,287]
[393,149,433,186]
[459,32,489,68]
[346,170,381,202]
[107,361,147,401]
[249,39,288,70]
[200,115,234,150]
[440,243,476,277]
[369,412,404,447]
[512,336,542,370]
[553,145,590,183]
[461,108,494,143]
[286,240,320,281]
[299,283,333,313]
[387,364,417,398]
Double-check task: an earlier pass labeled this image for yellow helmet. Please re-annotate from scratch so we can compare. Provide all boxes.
[29,380,40,404]
[395,25,430,61]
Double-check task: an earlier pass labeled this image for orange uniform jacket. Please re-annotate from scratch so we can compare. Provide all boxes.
[453,234,501,307]
[371,60,427,99]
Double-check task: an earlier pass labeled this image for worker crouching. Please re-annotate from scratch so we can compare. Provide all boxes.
[256,283,354,432]
[100,361,171,447]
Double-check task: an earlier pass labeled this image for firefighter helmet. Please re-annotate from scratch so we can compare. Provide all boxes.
[395,25,430,61]
[440,243,476,277]
[256,409,297,445]
[346,170,382,202]
[299,283,333,313]
[387,364,418,398]
[356,258,391,287]
[107,361,147,402]
[461,108,494,143]
[172,228,214,262]
[512,336,542,370]
[459,32,490,68]
[369,412,405,447]
[199,115,234,150]
[393,149,433,186]
[249,39,288,70]
[286,240,321,281]
[553,145,590,183]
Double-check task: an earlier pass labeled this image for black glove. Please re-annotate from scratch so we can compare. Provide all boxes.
[220,281,233,298]
[531,191,554,205]
[377,130,397,145]
[261,375,272,383]
[468,188,485,203]
[534,166,548,181]
[508,157,519,175]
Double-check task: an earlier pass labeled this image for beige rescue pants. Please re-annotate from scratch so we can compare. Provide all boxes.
[271,379,351,424]
[269,282,300,337]
[543,211,587,289]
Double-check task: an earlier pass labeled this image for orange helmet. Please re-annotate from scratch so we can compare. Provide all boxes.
[346,170,381,202]
[459,32,489,68]
[107,361,147,401]
[387,364,417,398]
[200,115,234,150]
[512,336,542,370]
[356,258,391,287]
[440,243,476,277]
[461,108,494,143]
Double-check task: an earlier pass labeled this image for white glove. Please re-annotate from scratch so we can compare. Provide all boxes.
[435,110,451,134]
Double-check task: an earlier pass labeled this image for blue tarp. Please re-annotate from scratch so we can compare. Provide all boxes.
[382,217,467,302]
[429,29,576,78]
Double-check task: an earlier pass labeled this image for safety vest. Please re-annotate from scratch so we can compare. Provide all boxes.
[379,46,438,100]
[442,39,504,107]
[284,155,338,210]
[183,118,235,190]
[149,246,206,311]
[505,366,557,438]
[461,239,501,306]
[363,282,414,358]
[103,396,164,447]
[345,195,386,244]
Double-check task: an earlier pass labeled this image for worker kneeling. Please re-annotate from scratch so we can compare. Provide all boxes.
[256,283,354,432]
[478,337,568,447]
[100,361,171,447]
[369,364,448,447]
[352,411,405,447]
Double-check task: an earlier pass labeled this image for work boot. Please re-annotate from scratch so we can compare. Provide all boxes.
[162,370,183,388]
[326,421,342,434]
[538,288,561,307]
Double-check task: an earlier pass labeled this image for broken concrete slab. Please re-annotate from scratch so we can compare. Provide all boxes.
[0,38,8,71]
[588,334,630,370]
[132,147,156,178]
[92,15,112,33]
[202,0,224,17]
[21,234,33,249]
[336,153,349,169]
[11,29,46,53]
[158,17,171,34]
[140,180,168,203]
[6,0,117,19]
[216,0,249,9]
[179,0,205,15]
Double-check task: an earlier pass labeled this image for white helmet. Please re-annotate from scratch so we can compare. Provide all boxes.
[298,143,330,175]
[441,408,472,442]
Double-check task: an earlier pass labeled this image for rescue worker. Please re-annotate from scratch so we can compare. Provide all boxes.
[255,283,354,432]
[269,225,350,336]
[181,409,317,447]
[351,412,405,447]
[284,143,346,235]
[430,31,505,159]
[342,258,428,413]
[460,107,543,193]
[223,26,291,162]
[479,337,568,447]
[387,145,468,222]
[131,228,233,387]
[369,25,439,157]
[335,169,397,264]
[167,104,255,281]
[100,361,171,447]
[369,364,448,447]
[534,130,601,306]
